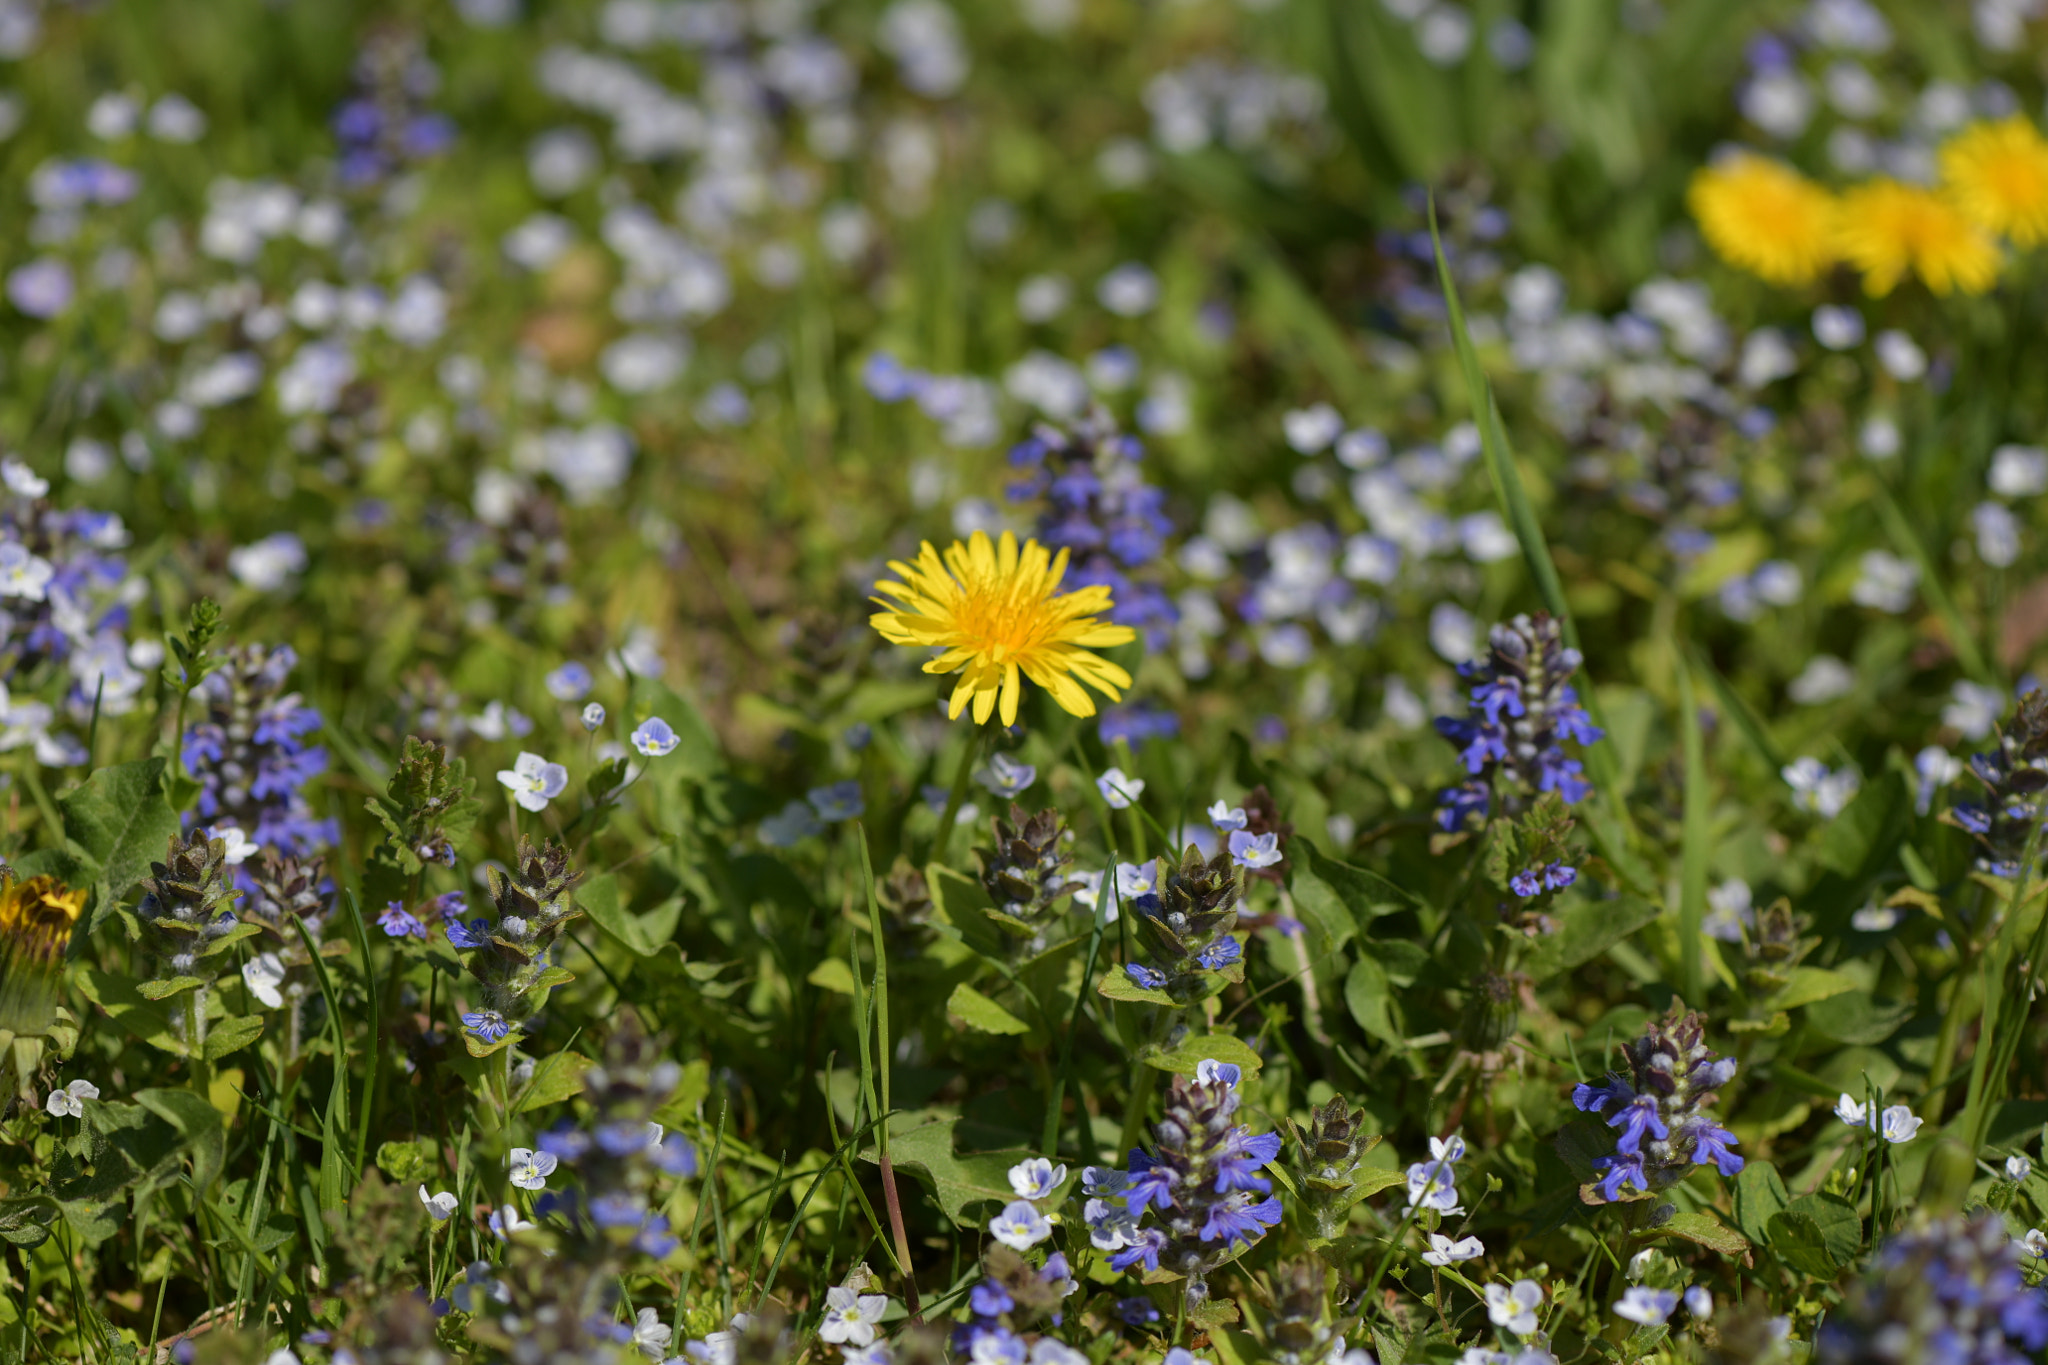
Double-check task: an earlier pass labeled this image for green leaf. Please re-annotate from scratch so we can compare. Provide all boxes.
[1767,1193,1861,1277]
[0,1196,58,1249]
[870,1117,1064,1225]
[1651,1210,1750,1257]
[1817,777,1909,880]
[638,681,725,780]
[1344,957,1398,1043]
[1143,1033,1264,1078]
[1675,657,1709,1004]
[1097,969,1175,1007]
[807,958,858,995]
[513,1051,596,1113]
[1806,990,1913,1046]
[75,969,191,1056]
[202,1014,264,1060]
[136,975,207,1001]
[579,873,657,956]
[60,757,182,900]
[1778,967,1858,1010]
[1732,1159,1790,1246]
[1288,838,1416,947]
[1521,895,1661,981]
[946,983,1031,1035]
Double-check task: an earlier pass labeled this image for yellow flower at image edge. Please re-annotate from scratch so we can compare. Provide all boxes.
[1940,116,2048,246]
[1836,179,2000,297]
[0,874,87,1037]
[1687,153,1840,286]
[871,530,1136,726]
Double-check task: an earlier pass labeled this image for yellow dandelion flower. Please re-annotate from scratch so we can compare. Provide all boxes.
[1940,116,2048,246]
[0,875,86,1037]
[1836,179,2001,296]
[1687,153,1841,286]
[870,530,1137,727]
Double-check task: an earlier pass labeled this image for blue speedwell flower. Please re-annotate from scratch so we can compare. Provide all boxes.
[631,717,678,757]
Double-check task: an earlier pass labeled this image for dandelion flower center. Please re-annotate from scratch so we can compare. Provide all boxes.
[1940,116,2048,246]
[1688,153,1840,286]
[870,529,1137,726]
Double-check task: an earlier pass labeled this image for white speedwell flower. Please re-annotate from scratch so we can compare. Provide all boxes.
[418,1186,458,1220]
[45,1079,99,1117]
[1484,1280,1543,1335]
[817,1285,890,1347]
[988,1199,1053,1250]
[1423,1232,1485,1266]
[1008,1157,1067,1201]
[508,1146,558,1191]
[497,751,569,812]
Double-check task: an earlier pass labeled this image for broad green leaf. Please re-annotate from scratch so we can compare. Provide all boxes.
[579,873,656,956]
[637,681,724,780]
[1778,967,1858,1010]
[1732,1159,1790,1246]
[1651,1210,1749,1257]
[1097,969,1175,1007]
[75,969,191,1056]
[946,983,1031,1035]
[1344,957,1398,1044]
[807,958,858,995]
[136,975,206,1001]
[1288,838,1416,947]
[869,1117,1064,1225]
[1144,1033,1263,1078]
[202,1014,264,1061]
[1521,896,1660,981]
[1768,1193,1860,1276]
[60,758,182,900]
[1806,990,1913,1046]
[513,1052,596,1113]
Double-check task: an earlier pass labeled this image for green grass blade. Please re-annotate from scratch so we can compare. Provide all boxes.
[1675,655,1709,1005]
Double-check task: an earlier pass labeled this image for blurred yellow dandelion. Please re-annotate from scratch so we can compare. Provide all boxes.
[1940,117,2048,246]
[1687,153,1840,286]
[870,530,1136,726]
[1836,179,2001,296]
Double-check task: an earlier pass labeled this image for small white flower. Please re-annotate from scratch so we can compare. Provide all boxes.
[632,1306,675,1359]
[418,1185,458,1220]
[508,1147,559,1191]
[988,1198,1053,1251]
[816,1285,890,1347]
[1195,1058,1243,1087]
[1684,1286,1713,1319]
[489,1205,535,1240]
[2008,1154,2032,1182]
[1422,1232,1485,1266]
[2022,1228,2047,1258]
[1007,1157,1067,1201]
[1208,800,1248,830]
[1484,1280,1543,1335]
[1430,1134,1467,1164]
[1096,767,1144,809]
[497,751,570,812]
[44,1079,99,1118]
[209,825,260,865]
[1613,1286,1678,1326]
[1834,1093,1868,1127]
[242,952,287,1009]
[0,542,55,602]
[1878,1104,1922,1143]
[0,459,48,498]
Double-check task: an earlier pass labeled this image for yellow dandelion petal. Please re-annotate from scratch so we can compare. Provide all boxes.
[1836,178,2001,297]
[1688,153,1841,287]
[1940,117,2048,246]
[869,530,1139,724]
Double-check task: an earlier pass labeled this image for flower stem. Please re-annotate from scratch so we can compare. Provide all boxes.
[929,724,984,868]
